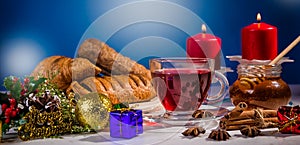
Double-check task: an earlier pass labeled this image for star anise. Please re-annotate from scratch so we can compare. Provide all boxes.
[192,110,214,119]
[162,112,171,119]
[182,126,206,137]
[208,129,231,141]
[240,125,261,137]
[219,118,227,130]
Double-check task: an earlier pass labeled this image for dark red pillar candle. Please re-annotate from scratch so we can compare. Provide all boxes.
[186,24,221,59]
[241,13,278,60]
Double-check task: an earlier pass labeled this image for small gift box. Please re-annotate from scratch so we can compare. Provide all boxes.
[109,109,143,138]
[277,105,300,134]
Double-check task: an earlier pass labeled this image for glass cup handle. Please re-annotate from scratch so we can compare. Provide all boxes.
[205,70,229,105]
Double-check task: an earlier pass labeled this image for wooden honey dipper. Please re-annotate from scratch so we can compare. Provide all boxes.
[269,35,300,65]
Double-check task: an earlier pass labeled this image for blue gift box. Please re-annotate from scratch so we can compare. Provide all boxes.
[109,109,143,138]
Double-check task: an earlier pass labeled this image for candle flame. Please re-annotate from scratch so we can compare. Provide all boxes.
[257,13,261,22]
[201,24,207,33]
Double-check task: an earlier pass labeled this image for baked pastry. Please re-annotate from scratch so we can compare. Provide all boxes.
[68,74,155,104]
[31,38,155,104]
[31,56,102,90]
[77,38,151,78]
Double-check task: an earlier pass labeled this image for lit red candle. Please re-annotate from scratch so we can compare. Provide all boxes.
[187,24,221,59]
[241,13,278,60]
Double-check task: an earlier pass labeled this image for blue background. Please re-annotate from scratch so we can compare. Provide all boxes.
[0,0,300,91]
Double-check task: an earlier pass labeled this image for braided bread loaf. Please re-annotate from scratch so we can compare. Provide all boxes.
[70,74,155,104]
[77,38,151,78]
[31,38,155,104]
[31,56,102,90]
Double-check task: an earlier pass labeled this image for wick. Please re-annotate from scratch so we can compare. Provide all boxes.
[201,24,207,38]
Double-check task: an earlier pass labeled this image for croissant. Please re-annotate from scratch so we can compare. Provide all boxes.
[77,38,151,78]
[68,74,155,104]
[31,56,102,90]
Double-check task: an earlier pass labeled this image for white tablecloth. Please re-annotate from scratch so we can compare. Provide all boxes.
[2,126,300,145]
[2,85,300,145]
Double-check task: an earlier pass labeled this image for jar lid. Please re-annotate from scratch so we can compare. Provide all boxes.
[226,55,294,65]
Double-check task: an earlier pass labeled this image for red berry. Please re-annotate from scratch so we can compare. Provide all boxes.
[10,105,15,110]
[10,110,17,118]
[1,104,8,111]
[20,90,26,96]
[5,108,12,116]
[24,77,30,84]
[5,118,10,124]
[13,77,19,83]
[15,108,20,113]
[9,98,16,105]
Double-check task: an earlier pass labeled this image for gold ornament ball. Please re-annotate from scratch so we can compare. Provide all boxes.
[75,92,112,131]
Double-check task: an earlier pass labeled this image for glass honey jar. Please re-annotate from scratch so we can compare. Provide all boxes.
[229,60,292,110]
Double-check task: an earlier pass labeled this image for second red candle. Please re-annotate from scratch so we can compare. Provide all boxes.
[241,13,278,60]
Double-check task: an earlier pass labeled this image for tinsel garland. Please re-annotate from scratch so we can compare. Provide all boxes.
[16,79,95,140]
[18,106,72,141]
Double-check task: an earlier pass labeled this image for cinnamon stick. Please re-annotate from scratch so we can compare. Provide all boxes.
[226,121,278,131]
[226,117,278,126]
[228,110,277,121]
[226,102,248,119]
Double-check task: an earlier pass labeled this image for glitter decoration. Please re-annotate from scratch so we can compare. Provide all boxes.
[75,92,112,131]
